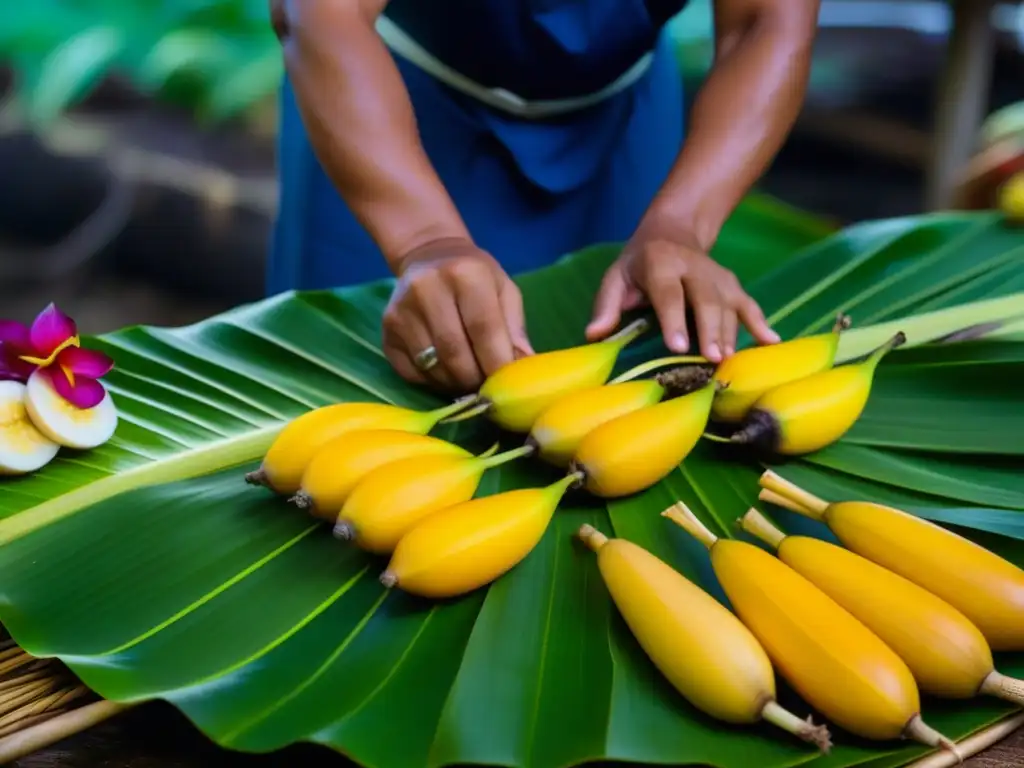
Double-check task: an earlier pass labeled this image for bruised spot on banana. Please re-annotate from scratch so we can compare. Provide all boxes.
[664,501,961,758]
[759,470,1024,652]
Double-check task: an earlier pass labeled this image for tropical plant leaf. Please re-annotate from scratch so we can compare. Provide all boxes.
[2,205,1024,768]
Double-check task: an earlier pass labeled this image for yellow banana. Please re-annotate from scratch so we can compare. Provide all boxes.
[245,398,472,494]
[712,314,850,422]
[759,470,1024,652]
[527,365,712,468]
[739,507,1024,706]
[570,377,717,498]
[722,331,904,456]
[476,318,651,432]
[380,473,578,598]
[334,444,533,554]
[663,501,959,757]
[289,430,472,521]
[577,524,831,750]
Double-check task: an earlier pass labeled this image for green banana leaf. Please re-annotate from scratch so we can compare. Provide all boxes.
[2,202,1024,768]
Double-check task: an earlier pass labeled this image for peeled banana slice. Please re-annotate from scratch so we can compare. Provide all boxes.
[24,370,117,450]
[0,380,60,475]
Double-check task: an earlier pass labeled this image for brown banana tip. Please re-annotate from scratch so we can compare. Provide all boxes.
[567,460,587,487]
[243,468,267,487]
[834,313,852,332]
[803,716,833,754]
[289,492,312,509]
[893,330,907,347]
[379,570,398,589]
[333,521,355,541]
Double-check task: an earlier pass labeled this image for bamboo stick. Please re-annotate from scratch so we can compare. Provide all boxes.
[0,699,131,764]
[907,712,1024,768]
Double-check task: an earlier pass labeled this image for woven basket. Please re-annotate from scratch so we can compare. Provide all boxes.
[0,626,1018,766]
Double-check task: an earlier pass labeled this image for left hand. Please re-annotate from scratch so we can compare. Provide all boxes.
[585,216,779,362]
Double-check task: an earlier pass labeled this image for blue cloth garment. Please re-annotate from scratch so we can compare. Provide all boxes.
[267,0,689,295]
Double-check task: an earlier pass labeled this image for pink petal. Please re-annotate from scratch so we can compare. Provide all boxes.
[0,320,31,352]
[30,303,78,357]
[48,368,108,409]
[56,346,114,378]
[0,350,34,382]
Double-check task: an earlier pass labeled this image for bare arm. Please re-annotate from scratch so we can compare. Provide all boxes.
[645,0,820,248]
[271,0,469,270]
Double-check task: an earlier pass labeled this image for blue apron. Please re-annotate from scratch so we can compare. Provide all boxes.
[267,0,689,295]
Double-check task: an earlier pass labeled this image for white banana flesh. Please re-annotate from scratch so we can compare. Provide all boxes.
[0,381,60,475]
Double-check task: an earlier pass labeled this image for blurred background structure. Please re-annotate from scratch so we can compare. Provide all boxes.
[1,0,1023,330]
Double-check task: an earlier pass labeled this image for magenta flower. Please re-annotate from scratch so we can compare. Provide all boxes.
[0,303,114,409]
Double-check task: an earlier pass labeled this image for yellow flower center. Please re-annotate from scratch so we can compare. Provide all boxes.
[19,335,80,368]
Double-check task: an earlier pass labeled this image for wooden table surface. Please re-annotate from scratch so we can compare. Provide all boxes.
[9,701,1024,768]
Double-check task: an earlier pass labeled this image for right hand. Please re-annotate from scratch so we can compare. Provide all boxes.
[382,237,534,392]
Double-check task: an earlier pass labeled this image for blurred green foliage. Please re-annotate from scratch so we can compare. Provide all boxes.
[0,0,280,127]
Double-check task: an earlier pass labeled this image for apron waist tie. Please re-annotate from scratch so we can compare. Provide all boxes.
[375,15,654,120]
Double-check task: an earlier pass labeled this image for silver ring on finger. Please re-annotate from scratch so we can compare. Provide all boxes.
[413,345,439,372]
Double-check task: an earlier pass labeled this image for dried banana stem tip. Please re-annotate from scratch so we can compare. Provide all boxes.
[904,715,964,764]
[653,365,715,397]
[833,313,853,332]
[289,491,313,509]
[333,520,356,541]
[379,570,398,589]
[244,468,268,487]
[761,701,832,753]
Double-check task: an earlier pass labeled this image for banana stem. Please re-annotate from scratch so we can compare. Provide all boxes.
[477,443,535,469]
[757,488,815,517]
[760,701,833,753]
[441,400,492,424]
[832,313,853,333]
[430,395,484,424]
[979,670,1024,706]
[609,354,708,384]
[860,330,907,372]
[477,442,501,459]
[739,508,786,550]
[661,502,718,550]
[606,317,650,346]
[700,432,733,444]
[903,715,964,764]
[758,470,829,518]
[549,471,583,497]
[577,523,609,551]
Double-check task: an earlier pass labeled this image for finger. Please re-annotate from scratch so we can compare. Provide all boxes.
[382,338,430,386]
[645,263,689,353]
[738,296,781,345]
[419,291,485,391]
[720,308,739,358]
[586,266,628,341]
[499,280,535,357]
[454,274,516,376]
[389,308,458,391]
[693,298,724,362]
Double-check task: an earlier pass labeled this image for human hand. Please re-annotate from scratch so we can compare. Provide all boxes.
[382,237,534,392]
[585,217,779,362]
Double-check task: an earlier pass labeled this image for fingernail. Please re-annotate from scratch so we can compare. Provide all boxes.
[724,346,735,357]
[672,333,689,352]
[767,330,781,343]
[706,343,721,362]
